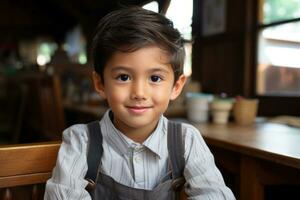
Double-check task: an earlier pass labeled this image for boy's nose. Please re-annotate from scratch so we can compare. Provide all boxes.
[130,80,148,100]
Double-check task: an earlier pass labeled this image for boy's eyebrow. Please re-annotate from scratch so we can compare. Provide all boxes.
[148,68,170,74]
[110,66,170,74]
[110,66,132,72]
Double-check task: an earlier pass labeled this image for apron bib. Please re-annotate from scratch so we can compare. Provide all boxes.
[85,120,185,200]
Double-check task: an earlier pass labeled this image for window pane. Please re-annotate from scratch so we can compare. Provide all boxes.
[142,1,159,13]
[166,0,193,76]
[256,21,300,96]
[261,0,300,24]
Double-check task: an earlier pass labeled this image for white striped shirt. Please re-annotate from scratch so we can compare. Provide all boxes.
[44,110,235,200]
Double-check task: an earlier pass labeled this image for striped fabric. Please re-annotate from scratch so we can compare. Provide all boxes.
[44,110,235,200]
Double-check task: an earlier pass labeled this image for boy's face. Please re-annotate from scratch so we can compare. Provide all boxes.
[93,46,186,135]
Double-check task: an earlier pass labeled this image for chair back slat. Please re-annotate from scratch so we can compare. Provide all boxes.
[0,142,60,188]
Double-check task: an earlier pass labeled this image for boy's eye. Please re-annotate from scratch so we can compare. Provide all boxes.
[150,75,162,83]
[117,74,130,81]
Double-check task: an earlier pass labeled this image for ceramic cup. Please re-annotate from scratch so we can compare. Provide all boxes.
[186,93,213,123]
[233,98,259,125]
[210,99,234,124]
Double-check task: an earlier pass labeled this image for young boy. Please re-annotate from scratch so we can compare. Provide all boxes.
[45,7,235,200]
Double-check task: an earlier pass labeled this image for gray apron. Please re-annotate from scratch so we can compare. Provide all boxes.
[84,119,185,200]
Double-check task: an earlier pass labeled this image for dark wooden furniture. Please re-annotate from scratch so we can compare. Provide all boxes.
[193,121,300,200]
[0,80,28,144]
[19,72,66,141]
[0,142,60,199]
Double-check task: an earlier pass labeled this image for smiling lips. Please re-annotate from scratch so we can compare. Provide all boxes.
[126,106,152,114]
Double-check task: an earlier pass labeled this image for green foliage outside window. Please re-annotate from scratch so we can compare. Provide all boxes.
[264,0,300,24]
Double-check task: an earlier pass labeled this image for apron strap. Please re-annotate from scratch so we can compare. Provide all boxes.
[167,121,186,192]
[85,121,103,184]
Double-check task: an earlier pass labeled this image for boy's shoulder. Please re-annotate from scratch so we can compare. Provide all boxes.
[63,123,89,134]
[181,122,201,137]
[169,121,209,159]
[61,123,92,145]
[168,120,202,140]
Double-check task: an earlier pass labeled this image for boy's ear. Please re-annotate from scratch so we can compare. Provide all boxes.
[170,74,187,100]
[92,71,107,99]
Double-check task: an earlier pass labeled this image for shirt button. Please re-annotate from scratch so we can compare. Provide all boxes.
[134,156,141,163]
[134,146,143,153]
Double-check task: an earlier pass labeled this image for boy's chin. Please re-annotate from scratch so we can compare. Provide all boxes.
[115,115,160,129]
[124,117,159,127]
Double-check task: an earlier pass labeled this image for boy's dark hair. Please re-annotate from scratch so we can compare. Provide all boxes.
[91,6,186,82]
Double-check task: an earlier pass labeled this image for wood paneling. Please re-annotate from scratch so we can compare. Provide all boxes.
[192,0,251,96]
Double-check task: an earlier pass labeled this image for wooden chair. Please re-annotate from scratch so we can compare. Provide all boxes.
[0,79,28,144]
[0,142,60,200]
[20,72,66,141]
[38,74,66,140]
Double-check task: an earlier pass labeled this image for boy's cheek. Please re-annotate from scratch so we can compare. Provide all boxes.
[107,89,127,102]
[153,90,173,101]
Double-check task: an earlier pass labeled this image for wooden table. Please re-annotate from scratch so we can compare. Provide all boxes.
[193,121,300,200]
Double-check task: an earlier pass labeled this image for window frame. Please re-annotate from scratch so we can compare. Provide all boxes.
[252,0,300,116]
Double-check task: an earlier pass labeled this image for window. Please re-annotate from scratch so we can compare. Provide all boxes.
[165,0,193,77]
[142,1,159,13]
[256,0,300,96]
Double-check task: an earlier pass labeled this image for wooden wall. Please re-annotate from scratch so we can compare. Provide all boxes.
[192,0,256,97]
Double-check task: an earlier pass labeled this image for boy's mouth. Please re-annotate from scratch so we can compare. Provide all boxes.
[126,106,152,114]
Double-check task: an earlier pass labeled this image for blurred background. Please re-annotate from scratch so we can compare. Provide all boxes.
[0,0,299,144]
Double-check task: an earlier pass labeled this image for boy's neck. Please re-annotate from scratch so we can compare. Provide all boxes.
[113,117,160,144]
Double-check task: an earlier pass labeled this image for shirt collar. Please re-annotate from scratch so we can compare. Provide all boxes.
[100,109,167,158]
[100,110,131,156]
[142,116,167,158]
